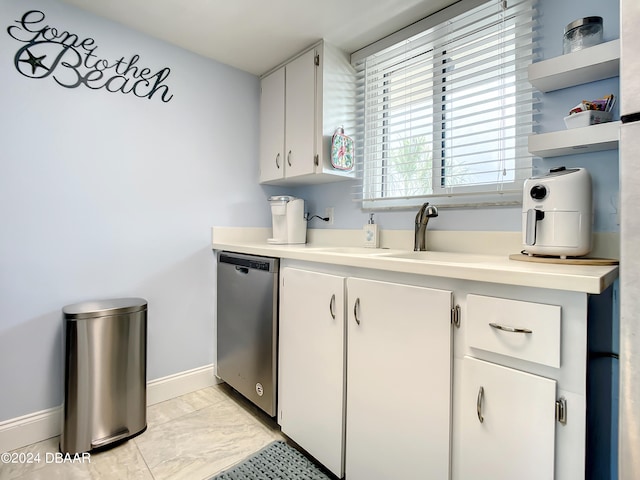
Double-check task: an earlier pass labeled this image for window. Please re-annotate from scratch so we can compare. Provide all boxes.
[352,0,537,208]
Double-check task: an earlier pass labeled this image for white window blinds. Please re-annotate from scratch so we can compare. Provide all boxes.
[352,0,538,208]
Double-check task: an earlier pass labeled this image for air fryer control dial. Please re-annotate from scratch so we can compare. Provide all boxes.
[530,184,547,200]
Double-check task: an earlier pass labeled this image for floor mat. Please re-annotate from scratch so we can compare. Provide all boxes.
[210,440,332,480]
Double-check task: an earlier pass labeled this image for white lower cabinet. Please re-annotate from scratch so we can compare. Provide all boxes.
[345,278,453,480]
[278,268,453,479]
[276,262,613,480]
[278,267,346,477]
[458,356,557,480]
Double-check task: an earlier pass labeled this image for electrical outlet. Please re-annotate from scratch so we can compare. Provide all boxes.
[325,207,334,225]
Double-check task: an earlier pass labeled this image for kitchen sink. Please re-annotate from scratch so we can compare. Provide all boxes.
[304,246,405,256]
[385,251,490,263]
[291,246,494,262]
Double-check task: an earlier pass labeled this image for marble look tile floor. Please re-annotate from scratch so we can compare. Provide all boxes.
[1,383,284,480]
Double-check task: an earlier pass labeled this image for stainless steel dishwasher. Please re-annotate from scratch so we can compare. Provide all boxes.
[216,251,279,416]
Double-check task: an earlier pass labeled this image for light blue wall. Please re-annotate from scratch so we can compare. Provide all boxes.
[0,0,620,425]
[0,0,278,421]
[297,0,621,234]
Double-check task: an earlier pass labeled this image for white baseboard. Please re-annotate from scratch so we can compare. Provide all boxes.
[147,364,218,406]
[0,406,62,455]
[0,364,217,454]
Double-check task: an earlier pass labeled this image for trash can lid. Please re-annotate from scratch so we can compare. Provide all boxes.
[63,297,147,319]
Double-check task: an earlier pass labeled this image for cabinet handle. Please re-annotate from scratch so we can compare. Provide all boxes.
[287,150,292,167]
[329,294,336,319]
[275,153,280,169]
[489,322,533,334]
[354,298,361,325]
[477,386,484,424]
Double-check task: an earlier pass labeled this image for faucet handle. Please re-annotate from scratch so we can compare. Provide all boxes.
[425,204,439,219]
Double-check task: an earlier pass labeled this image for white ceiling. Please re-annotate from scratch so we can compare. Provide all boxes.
[58,0,457,76]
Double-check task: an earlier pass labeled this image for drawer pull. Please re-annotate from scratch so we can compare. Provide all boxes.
[489,322,532,334]
[354,298,361,325]
[329,294,336,319]
[477,386,484,424]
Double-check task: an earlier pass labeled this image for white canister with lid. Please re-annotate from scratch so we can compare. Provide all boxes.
[563,16,603,54]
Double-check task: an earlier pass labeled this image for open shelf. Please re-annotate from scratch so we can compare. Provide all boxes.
[527,40,620,157]
[528,121,620,158]
[528,40,620,93]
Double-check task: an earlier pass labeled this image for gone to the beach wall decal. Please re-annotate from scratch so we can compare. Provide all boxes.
[7,10,174,103]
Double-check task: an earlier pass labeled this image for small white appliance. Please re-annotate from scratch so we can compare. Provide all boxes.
[268,195,306,244]
[522,167,592,258]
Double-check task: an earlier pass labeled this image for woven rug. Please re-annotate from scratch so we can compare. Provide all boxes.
[211,441,332,480]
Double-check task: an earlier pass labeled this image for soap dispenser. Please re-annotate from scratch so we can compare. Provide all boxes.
[363,213,379,248]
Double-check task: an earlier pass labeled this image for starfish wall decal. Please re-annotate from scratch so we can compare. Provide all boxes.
[18,49,49,75]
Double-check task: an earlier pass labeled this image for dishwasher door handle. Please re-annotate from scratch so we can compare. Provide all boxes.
[234,266,249,274]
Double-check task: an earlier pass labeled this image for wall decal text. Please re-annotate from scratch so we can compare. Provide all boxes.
[7,10,174,103]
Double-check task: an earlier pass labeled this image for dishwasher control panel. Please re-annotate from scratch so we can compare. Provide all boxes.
[218,252,278,272]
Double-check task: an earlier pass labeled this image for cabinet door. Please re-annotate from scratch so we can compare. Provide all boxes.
[346,278,452,480]
[278,268,345,477]
[285,49,316,178]
[259,67,285,183]
[457,356,556,480]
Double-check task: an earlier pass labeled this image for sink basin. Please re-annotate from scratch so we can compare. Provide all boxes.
[386,251,489,263]
[305,246,405,256]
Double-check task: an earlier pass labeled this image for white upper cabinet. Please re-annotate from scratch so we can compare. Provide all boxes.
[259,41,356,185]
[259,67,285,183]
[284,50,316,179]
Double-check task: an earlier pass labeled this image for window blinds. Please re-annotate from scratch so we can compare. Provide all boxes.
[352,0,538,208]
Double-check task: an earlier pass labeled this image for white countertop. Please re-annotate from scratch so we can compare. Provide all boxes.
[212,228,618,294]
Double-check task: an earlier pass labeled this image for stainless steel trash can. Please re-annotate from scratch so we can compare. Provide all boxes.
[61,298,147,454]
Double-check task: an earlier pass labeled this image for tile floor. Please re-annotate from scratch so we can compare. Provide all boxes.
[1,383,284,480]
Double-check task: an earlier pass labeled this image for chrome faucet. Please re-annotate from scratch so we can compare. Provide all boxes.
[414,202,438,251]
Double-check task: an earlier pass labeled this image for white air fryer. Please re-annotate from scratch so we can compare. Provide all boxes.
[522,167,592,258]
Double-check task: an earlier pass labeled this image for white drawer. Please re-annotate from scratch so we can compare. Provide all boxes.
[466,294,561,368]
